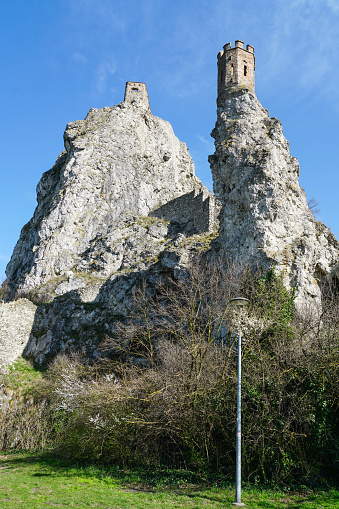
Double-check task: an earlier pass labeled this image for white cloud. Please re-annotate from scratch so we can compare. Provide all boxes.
[219,0,337,108]
[68,0,127,33]
[291,0,339,11]
[95,58,116,93]
[73,52,87,64]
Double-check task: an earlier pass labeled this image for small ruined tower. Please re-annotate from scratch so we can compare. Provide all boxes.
[217,40,255,104]
[124,82,151,112]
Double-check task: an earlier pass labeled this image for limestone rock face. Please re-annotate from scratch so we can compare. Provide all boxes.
[4,99,217,365]
[7,101,214,296]
[209,88,339,306]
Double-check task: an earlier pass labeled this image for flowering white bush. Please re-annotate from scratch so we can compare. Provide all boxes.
[53,364,87,412]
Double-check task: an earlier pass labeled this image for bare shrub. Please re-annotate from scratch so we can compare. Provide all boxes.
[307,197,321,220]
[0,399,52,451]
[0,279,9,301]
[106,255,250,365]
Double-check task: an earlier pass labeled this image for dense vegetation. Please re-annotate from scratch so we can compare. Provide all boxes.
[1,256,338,488]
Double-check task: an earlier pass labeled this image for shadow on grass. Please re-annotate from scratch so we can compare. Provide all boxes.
[1,451,214,488]
[1,452,338,508]
[1,451,217,485]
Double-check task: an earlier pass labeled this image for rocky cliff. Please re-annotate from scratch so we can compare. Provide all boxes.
[1,94,218,365]
[7,100,216,297]
[209,88,339,307]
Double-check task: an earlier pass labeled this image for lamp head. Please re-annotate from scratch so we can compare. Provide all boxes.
[230,297,250,310]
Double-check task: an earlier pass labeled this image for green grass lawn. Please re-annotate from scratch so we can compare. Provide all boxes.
[0,452,338,508]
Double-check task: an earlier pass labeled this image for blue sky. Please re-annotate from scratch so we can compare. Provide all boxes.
[1,0,339,280]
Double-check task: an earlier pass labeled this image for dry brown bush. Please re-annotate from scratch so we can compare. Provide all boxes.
[0,399,52,451]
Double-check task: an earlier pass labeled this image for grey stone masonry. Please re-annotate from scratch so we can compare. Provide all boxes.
[150,189,220,234]
[0,299,37,366]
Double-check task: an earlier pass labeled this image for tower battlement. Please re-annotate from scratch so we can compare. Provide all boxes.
[124,82,151,111]
[217,40,255,102]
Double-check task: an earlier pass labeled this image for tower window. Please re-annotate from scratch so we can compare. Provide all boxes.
[132,88,138,92]
[244,65,247,76]
[231,64,234,75]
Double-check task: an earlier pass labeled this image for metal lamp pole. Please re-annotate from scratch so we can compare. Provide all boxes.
[230,297,249,508]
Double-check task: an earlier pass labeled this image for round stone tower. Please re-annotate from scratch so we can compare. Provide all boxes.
[217,40,255,105]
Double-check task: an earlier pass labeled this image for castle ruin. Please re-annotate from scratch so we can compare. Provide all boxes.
[124,81,151,111]
[217,40,255,105]
[1,40,338,366]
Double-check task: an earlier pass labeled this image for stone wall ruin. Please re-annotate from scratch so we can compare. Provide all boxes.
[124,81,151,111]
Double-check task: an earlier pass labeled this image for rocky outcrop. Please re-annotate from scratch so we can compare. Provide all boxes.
[209,88,339,307]
[6,100,217,297]
[3,96,218,365]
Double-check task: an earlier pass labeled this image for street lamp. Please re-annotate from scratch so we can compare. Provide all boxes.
[230,297,250,508]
